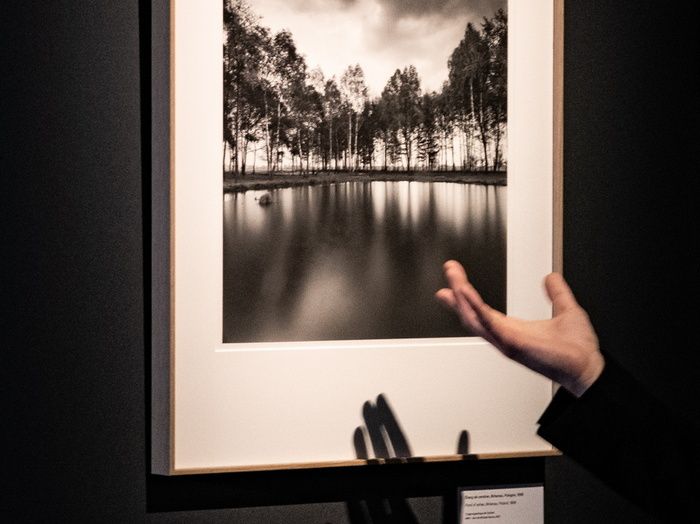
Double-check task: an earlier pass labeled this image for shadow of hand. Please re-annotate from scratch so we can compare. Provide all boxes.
[346,394,471,523]
[354,393,413,461]
[346,394,418,523]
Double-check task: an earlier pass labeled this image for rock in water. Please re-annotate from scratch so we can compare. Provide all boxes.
[258,192,272,206]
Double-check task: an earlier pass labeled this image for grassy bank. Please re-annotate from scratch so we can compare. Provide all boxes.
[223,170,507,193]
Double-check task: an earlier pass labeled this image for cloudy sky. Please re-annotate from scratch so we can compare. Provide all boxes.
[249,0,506,97]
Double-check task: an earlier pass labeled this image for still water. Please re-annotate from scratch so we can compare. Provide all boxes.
[223,181,506,343]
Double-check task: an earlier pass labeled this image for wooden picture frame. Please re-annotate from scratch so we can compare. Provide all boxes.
[151,0,564,475]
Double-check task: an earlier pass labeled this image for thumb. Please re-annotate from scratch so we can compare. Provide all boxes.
[545,273,579,315]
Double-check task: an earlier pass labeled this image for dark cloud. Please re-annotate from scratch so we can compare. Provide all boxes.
[281,0,357,13]
[363,0,506,67]
[254,0,507,95]
[376,0,506,20]
[283,0,504,19]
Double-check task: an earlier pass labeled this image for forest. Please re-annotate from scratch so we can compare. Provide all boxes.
[223,0,507,176]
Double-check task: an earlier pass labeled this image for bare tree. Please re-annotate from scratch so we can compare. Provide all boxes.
[340,65,368,171]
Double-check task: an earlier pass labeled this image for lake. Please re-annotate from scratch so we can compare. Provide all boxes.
[223,180,506,343]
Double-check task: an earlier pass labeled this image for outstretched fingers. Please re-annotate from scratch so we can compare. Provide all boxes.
[443,260,469,290]
[436,286,482,332]
[441,261,482,329]
[456,283,514,350]
[545,273,579,315]
[435,288,458,311]
[447,285,499,347]
[439,260,508,347]
[453,288,485,331]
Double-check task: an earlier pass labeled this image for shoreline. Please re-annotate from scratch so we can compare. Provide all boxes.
[223,171,507,193]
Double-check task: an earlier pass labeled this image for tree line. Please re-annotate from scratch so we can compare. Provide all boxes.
[224,0,507,175]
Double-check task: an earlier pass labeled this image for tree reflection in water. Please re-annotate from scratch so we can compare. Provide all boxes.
[223,181,505,343]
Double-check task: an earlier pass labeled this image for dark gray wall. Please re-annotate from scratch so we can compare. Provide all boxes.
[3,1,696,522]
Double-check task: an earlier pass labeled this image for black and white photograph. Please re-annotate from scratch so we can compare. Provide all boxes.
[222,0,508,343]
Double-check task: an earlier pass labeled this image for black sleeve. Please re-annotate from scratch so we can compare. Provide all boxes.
[537,356,699,520]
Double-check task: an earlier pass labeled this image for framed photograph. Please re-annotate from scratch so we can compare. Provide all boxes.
[151,0,563,474]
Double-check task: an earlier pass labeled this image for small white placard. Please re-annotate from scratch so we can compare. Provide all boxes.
[459,485,544,523]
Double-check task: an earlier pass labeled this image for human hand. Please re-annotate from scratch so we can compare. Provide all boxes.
[436,260,604,397]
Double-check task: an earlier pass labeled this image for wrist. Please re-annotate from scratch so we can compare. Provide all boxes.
[566,352,605,398]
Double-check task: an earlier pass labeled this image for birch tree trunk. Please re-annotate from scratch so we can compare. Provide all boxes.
[241,138,247,175]
[347,112,352,171]
[274,101,281,171]
[264,95,271,172]
[329,120,333,172]
[353,114,360,171]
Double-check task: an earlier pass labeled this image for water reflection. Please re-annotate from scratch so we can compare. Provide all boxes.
[223,181,506,343]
